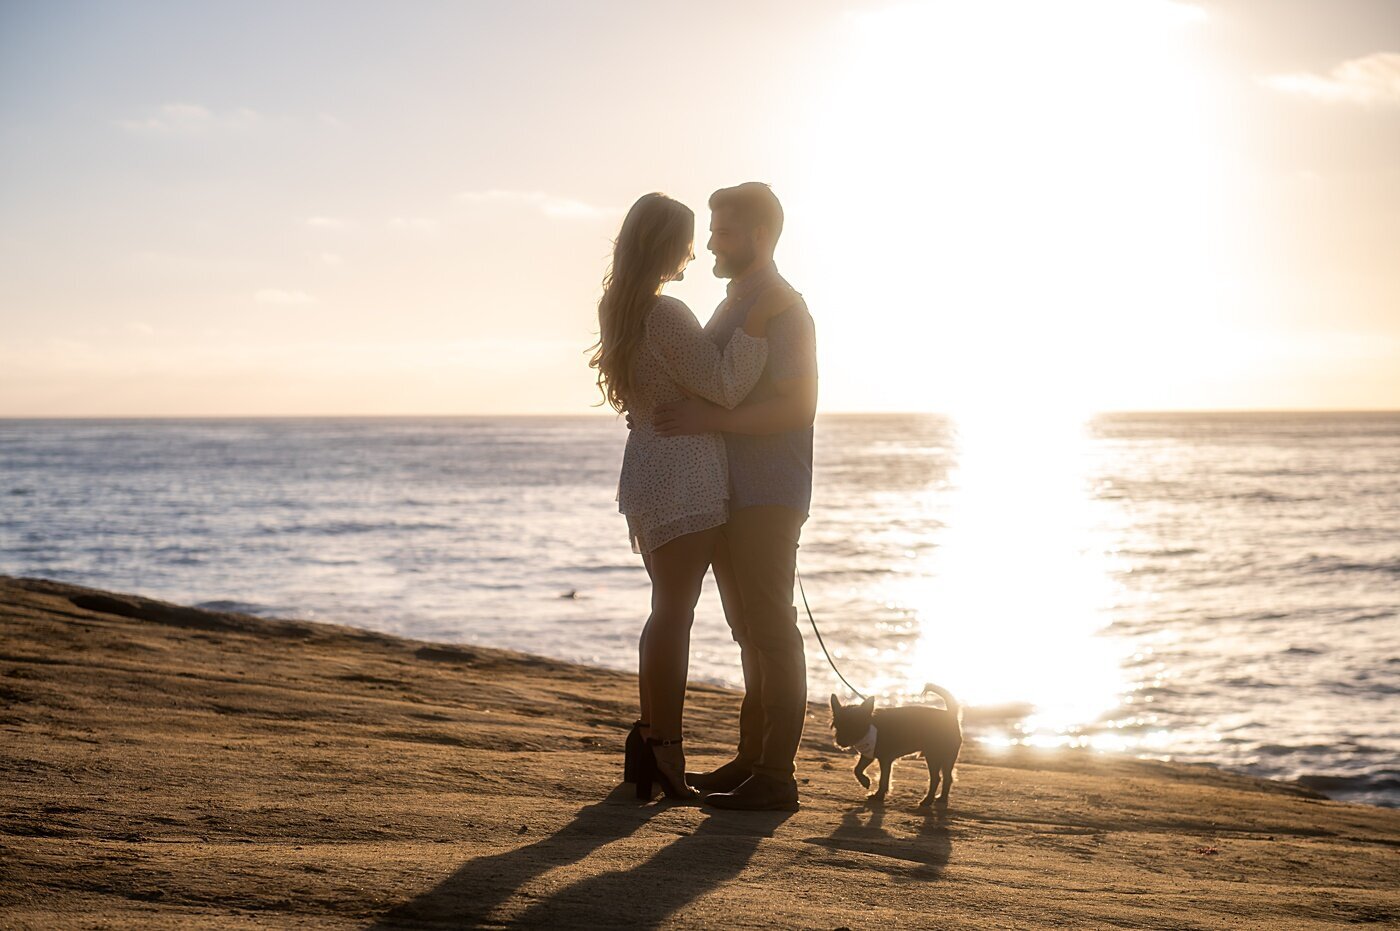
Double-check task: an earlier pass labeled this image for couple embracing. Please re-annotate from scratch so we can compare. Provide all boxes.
[589,182,817,811]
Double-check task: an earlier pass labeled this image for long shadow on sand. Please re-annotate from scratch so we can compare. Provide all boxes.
[508,806,793,928]
[805,803,953,879]
[368,785,667,929]
[370,786,791,928]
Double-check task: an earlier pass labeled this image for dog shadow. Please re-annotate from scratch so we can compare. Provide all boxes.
[367,784,667,928]
[864,792,952,819]
[804,802,953,879]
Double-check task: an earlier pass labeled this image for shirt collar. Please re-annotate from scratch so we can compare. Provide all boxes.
[726,260,780,300]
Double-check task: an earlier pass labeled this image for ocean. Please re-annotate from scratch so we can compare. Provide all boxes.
[2,413,1397,807]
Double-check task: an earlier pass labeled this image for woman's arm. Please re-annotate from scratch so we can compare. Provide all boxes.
[654,296,817,436]
[647,298,768,410]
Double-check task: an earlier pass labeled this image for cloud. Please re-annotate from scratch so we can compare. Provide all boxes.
[117,103,262,133]
[1261,52,1400,107]
[254,289,315,305]
[457,189,618,220]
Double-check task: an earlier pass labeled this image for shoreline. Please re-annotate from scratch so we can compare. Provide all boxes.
[12,574,1386,813]
[3,574,1397,928]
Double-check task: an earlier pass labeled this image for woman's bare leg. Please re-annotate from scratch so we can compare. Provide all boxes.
[640,528,719,745]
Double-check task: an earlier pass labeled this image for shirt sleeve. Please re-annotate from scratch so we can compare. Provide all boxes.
[646,297,768,409]
[766,301,818,382]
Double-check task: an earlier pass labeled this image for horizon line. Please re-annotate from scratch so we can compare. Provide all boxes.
[3,408,1399,421]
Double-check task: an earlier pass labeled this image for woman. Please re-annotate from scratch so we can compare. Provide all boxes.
[589,192,797,800]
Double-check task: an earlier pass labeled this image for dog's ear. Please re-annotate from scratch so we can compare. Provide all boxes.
[829,694,841,714]
[861,696,875,712]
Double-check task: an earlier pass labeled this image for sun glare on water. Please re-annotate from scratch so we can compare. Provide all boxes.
[900,412,1129,740]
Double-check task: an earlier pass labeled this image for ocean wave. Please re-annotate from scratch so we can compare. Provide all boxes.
[1286,554,1400,579]
[1335,741,1395,756]
[1130,684,1191,700]
[4,544,62,559]
[194,599,272,615]
[287,556,361,567]
[566,563,644,575]
[1346,611,1397,624]
[1219,676,1277,690]
[1322,679,1400,697]
[253,519,456,536]
[1254,609,1292,620]
[1256,742,1340,757]
[1228,490,1324,503]
[1228,468,1328,479]
[1293,770,1400,807]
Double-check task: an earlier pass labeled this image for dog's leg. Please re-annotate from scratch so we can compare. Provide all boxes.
[869,756,892,802]
[937,755,955,805]
[853,754,873,790]
[919,755,939,809]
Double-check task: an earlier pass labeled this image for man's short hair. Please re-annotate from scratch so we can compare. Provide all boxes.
[709,182,784,242]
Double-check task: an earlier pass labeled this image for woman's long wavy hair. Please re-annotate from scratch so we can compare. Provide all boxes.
[589,193,695,412]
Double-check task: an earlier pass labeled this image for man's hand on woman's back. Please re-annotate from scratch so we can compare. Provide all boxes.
[654,397,718,437]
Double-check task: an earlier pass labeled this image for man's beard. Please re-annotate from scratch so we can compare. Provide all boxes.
[713,242,756,279]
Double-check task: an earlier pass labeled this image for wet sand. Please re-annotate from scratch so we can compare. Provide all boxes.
[2,575,1397,929]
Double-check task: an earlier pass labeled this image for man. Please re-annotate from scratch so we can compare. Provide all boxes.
[654,182,818,811]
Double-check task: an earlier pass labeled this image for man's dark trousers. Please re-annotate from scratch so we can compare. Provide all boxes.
[712,504,807,781]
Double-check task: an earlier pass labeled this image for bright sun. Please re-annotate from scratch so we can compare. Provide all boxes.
[788,0,1232,422]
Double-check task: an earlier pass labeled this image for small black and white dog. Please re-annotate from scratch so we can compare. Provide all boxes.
[830,684,963,808]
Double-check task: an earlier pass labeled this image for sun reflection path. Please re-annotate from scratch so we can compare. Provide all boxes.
[895,412,1130,746]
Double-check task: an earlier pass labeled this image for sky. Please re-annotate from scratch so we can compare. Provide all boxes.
[1,0,1397,417]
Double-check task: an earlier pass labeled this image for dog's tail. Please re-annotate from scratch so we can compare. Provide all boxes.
[921,682,962,723]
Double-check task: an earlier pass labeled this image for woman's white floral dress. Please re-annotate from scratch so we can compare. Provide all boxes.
[617,295,767,554]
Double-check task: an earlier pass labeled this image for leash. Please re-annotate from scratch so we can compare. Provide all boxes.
[796,566,867,701]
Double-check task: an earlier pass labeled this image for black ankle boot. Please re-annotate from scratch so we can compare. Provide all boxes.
[686,758,753,793]
[703,773,800,812]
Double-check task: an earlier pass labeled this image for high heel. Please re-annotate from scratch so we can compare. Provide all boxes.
[624,720,649,785]
[634,745,657,800]
[647,737,700,802]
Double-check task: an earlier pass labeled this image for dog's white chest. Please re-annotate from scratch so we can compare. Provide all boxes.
[851,724,878,757]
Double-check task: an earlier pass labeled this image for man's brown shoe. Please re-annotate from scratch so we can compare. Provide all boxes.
[685,759,752,794]
[703,773,800,812]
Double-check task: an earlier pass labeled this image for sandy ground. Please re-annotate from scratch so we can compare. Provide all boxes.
[1,575,1397,929]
